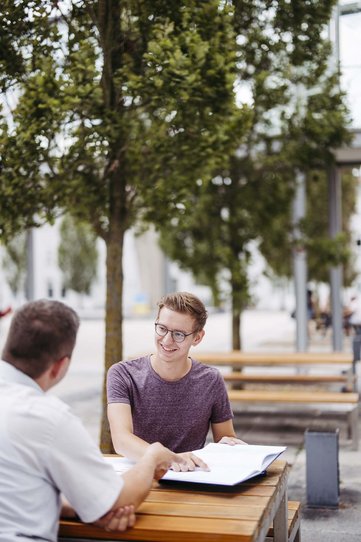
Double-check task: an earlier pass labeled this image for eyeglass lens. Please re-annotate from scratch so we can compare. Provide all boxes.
[155,323,187,342]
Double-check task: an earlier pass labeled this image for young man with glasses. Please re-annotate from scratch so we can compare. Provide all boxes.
[107,292,245,472]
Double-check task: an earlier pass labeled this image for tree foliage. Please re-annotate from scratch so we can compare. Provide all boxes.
[0,0,249,449]
[159,0,352,349]
[58,215,98,296]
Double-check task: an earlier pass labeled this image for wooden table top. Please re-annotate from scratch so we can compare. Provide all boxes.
[59,460,289,542]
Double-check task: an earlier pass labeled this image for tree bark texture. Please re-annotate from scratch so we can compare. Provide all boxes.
[100,192,126,452]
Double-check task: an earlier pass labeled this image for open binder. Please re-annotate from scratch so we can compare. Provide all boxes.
[105,443,286,486]
[161,443,286,485]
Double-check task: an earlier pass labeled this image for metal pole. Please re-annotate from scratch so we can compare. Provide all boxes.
[292,171,308,351]
[328,166,344,351]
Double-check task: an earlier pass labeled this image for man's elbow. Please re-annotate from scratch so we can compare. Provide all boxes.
[111,439,126,456]
[111,433,132,457]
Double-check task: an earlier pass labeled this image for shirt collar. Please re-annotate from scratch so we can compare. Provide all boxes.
[0,359,43,393]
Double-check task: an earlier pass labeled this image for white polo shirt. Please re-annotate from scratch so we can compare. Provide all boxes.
[0,360,123,542]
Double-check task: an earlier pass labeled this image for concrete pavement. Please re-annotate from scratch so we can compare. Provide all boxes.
[1,308,360,540]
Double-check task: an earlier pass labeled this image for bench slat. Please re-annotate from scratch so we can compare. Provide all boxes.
[228,389,359,403]
[197,351,353,366]
[223,373,353,384]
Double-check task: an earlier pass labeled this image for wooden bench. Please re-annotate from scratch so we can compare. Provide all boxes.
[266,500,301,542]
[222,372,355,391]
[196,351,354,367]
[228,389,359,450]
[196,353,358,449]
[196,351,356,390]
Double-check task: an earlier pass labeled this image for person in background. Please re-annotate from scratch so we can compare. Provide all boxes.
[347,294,361,361]
[307,289,315,322]
[348,294,361,335]
[0,299,183,542]
[107,291,245,473]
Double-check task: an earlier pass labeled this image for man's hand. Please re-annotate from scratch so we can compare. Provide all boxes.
[218,436,247,446]
[61,497,136,533]
[93,505,136,532]
[170,451,209,472]
[144,442,190,479]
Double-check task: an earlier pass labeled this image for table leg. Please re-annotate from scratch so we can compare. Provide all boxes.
[348,405,359,451]
[272,492,288,542]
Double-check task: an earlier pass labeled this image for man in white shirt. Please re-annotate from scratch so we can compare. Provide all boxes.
[0,299,183,542]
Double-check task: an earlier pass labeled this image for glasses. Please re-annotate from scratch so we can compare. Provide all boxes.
[154,323,195,343]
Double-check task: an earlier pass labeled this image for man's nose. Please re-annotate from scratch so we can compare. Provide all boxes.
[162,330,175,343]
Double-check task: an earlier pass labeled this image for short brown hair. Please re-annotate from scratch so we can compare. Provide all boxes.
[2,299,80,379]
[157,292,208,331]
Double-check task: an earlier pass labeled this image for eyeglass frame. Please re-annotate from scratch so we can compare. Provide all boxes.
[154,322,196,343]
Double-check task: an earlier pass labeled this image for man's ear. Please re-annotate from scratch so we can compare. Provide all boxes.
[192,329,205,345]
[49,356,69,380]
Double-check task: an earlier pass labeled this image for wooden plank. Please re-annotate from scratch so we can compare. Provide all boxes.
[223,373,352,384]
[227,389,359,404]
[152,485,276,498]
[145,493,270,507]
[196,351,353,367]
[138,501,270,520]
[59,514,258,541]
[148,491,272,505]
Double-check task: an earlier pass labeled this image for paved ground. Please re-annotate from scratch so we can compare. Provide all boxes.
[1,309,360,541]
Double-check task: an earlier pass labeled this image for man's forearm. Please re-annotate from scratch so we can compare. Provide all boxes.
[113,432,152,461]
[110,442,181,510]
[111,443,171,509]
[115,457,157,508]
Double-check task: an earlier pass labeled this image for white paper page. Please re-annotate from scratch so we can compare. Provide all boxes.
[162,443,286,485]
[104,456,135,475]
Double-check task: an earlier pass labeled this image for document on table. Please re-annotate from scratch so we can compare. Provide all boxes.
[104,443,286,486]
[104,456,135,475]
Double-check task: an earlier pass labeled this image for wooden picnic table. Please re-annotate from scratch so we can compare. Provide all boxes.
[59,460,290,542]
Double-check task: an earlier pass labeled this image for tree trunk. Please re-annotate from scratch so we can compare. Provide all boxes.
[96,0,127,452]
[231,271,243,351]
[100,216,125,452]
[232,308,241,351]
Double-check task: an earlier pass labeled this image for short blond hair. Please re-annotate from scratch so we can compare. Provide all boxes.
[157,292,208,331]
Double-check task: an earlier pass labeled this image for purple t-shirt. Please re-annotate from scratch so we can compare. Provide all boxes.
[107,355,233,453]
